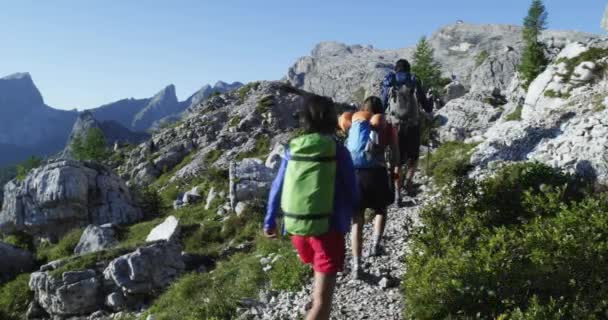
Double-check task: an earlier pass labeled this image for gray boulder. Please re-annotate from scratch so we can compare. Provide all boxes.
[229,159,276,210]
[0,159,142,240]
[103,241,184,295]
[182,186,202,205]
[436,98,502,143]
[145,216,180,243]
[0,241,35,284]
[443,82,466,102]
[74,224,118,255]
[29,269,101,317]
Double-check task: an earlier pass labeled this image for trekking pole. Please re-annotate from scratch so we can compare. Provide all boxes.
[426,113,433,173]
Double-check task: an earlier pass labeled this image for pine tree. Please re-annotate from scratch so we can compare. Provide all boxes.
[519,0,548,88]
[72,128,108,162]
[411,36,443,91]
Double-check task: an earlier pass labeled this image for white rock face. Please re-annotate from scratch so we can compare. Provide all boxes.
[229,158,276,210]
[146,215,180,243]
[436,98,502,142]
[0,160,142,240]
[74,224,117,255]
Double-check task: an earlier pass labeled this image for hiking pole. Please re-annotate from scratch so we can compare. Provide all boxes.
[426,113,433,173]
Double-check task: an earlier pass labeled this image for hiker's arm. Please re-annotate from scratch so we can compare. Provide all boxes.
[337,146,360,213]
[264,155,288,234]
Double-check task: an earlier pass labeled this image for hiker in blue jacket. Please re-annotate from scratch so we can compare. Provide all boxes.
[381,59,433,198]
[264,95,359,320]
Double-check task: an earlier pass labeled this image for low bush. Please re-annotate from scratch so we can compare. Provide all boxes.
[475,50,490,67]
[256,95,275,113]
[16,156,42,181]
[0,273,33,320]
[505,105,523,121]
[404,162,605,319]
[423,141,477,186]
[237,82,261,104]
[36,228,84,263]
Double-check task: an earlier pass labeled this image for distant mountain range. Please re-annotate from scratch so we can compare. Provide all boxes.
[0,72,242,166]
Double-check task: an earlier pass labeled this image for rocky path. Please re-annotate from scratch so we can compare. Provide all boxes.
[248,197,423,320]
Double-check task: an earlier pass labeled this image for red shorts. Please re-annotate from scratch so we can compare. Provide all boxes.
[290,231,345,274]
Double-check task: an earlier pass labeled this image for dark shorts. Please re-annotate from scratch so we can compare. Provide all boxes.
[291,231,345,274]
[397,124,421,164]
[355,168,394,211]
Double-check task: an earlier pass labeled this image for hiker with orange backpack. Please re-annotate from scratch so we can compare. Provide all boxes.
[264,95,359,320]
[340,96,399,280]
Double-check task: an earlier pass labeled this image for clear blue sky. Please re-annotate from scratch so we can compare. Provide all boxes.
[0,0,604,110]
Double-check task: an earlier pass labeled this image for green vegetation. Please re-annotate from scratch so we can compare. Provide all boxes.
[152,151,197,190]
[555,47,608,83]
[424,142,477,187]
[147,236,309,319]
[229,115,242,127]
[0,273,33,320]
[36,228,84,263]
[2,231,35,252]
[505,105,523,121]
[50,248,132,279]
[16,156,42,181]
[256,95,275,114]
[72,127,110,162]
[404,162,606,319]
[411,36,443,91]
[237,82,261,104]
[204,149,223,165]
[518,0,549,88]
[475,50,490,67]
[592,94,607,112]
[351,87,366,104]
[236,135,271,161]
[543,89,571,99]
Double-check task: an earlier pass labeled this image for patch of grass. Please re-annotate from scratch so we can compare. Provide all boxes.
[556,47,608,83]
[236,135,271,161]
[505,105,523,121]
[592,94,607,112]
[424,142,477,186]
[2,231,35,252]
[204,149,223,165]
[0,273,33,320]
[475,50,489,67]
[50,248,131,279]
[544,89,571,99]
[237,82,261,104]
[36,228,84,263]
[256,95,275,114]
[147,252,267,320]
[115,217,165,249]
[228,115,242,127]
[152,151,197,189]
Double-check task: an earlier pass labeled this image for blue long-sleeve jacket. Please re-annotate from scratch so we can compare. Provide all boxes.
[381,72,432,113]
[264,143,359,234]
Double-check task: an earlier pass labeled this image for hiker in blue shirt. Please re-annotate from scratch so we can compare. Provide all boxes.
[381,59,432,199]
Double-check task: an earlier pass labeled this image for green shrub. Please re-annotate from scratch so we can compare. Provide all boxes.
[137,187,165,219]
[0,273,33,320]
[404,162,603,319]
[236,135,271,161]
[423,142,477,186]
[15,156,42,181]
[228,115,242,127]
[2,231,35,252]
[71,127,110,162]
[256,95,275,114]
[555,47,608,83]
[237,82,260,104]
[37,228,84,263]
[505,105,523,121]
[475,50,490,67]
[147,252,267,320]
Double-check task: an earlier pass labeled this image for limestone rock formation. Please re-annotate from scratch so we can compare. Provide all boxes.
[145,216,180,243]
[436,98,502,142]
[74,224,118,255]
[0,160,142,240]
[286,23,597,104]
[229,158,276,210]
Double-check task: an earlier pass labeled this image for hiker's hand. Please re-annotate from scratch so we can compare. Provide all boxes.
[264,227,278,238]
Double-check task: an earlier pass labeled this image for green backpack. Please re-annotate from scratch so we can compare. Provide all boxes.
[281,133,337,236]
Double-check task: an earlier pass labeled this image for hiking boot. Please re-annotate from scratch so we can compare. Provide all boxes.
[370,243,383,257]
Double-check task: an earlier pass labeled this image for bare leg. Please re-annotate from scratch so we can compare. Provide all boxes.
[306,272,337,320]
[351,211,364,259]
[373,211,386,242]
[405,159,418,192]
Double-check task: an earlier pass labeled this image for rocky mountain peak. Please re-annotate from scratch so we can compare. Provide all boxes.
[151,84,178,105]
[0,72,44,111]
